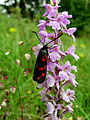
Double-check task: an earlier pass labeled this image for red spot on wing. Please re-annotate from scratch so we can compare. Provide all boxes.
[37,76,41,80]
[42,58,46,62]
[41,73,45,77]
[42,55,47,62]
[39,67,43,71]
[43,66,46,69]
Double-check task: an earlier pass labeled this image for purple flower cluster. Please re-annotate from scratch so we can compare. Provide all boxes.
[34,0,79,119]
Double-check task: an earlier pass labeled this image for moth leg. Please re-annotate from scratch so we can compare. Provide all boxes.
[49,45,58,50]
[48,54,56,63]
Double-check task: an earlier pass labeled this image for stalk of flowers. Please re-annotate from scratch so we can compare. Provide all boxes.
[33,0,79,119]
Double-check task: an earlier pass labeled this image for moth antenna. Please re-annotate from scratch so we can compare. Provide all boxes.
[46,31,63,46]
[32,31,44,45]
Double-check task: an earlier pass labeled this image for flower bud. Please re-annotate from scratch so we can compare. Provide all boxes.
[23,70,27,77]
[3,75,8,80]
[2,100,7,107]
[0,83,4,89]
[27,68,32,73]
[31,46,37,52]
[52,0,56,5]
[5,50,10,55]
[0,105,2,109]
[10,86,16,94]
[16,59,20,65]
[5,89,9,96]
[18,41,24,46]
[25,53,31,61]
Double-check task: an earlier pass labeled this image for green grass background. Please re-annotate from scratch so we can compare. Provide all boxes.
[0,12,90,120]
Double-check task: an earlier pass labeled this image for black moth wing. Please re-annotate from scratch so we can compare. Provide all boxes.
[33,45,48,83]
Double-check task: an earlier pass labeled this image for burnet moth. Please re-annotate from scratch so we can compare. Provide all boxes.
[32,31,63,84]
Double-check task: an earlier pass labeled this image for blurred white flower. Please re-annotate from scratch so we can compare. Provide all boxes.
[16,59,20,65]
[10,86,16,94]
[25,53,31,61]
[18,41,24,46]
[2,100,7,107]
[25,4,31,9]
[5,50,10,55]
[2,9,6,14]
